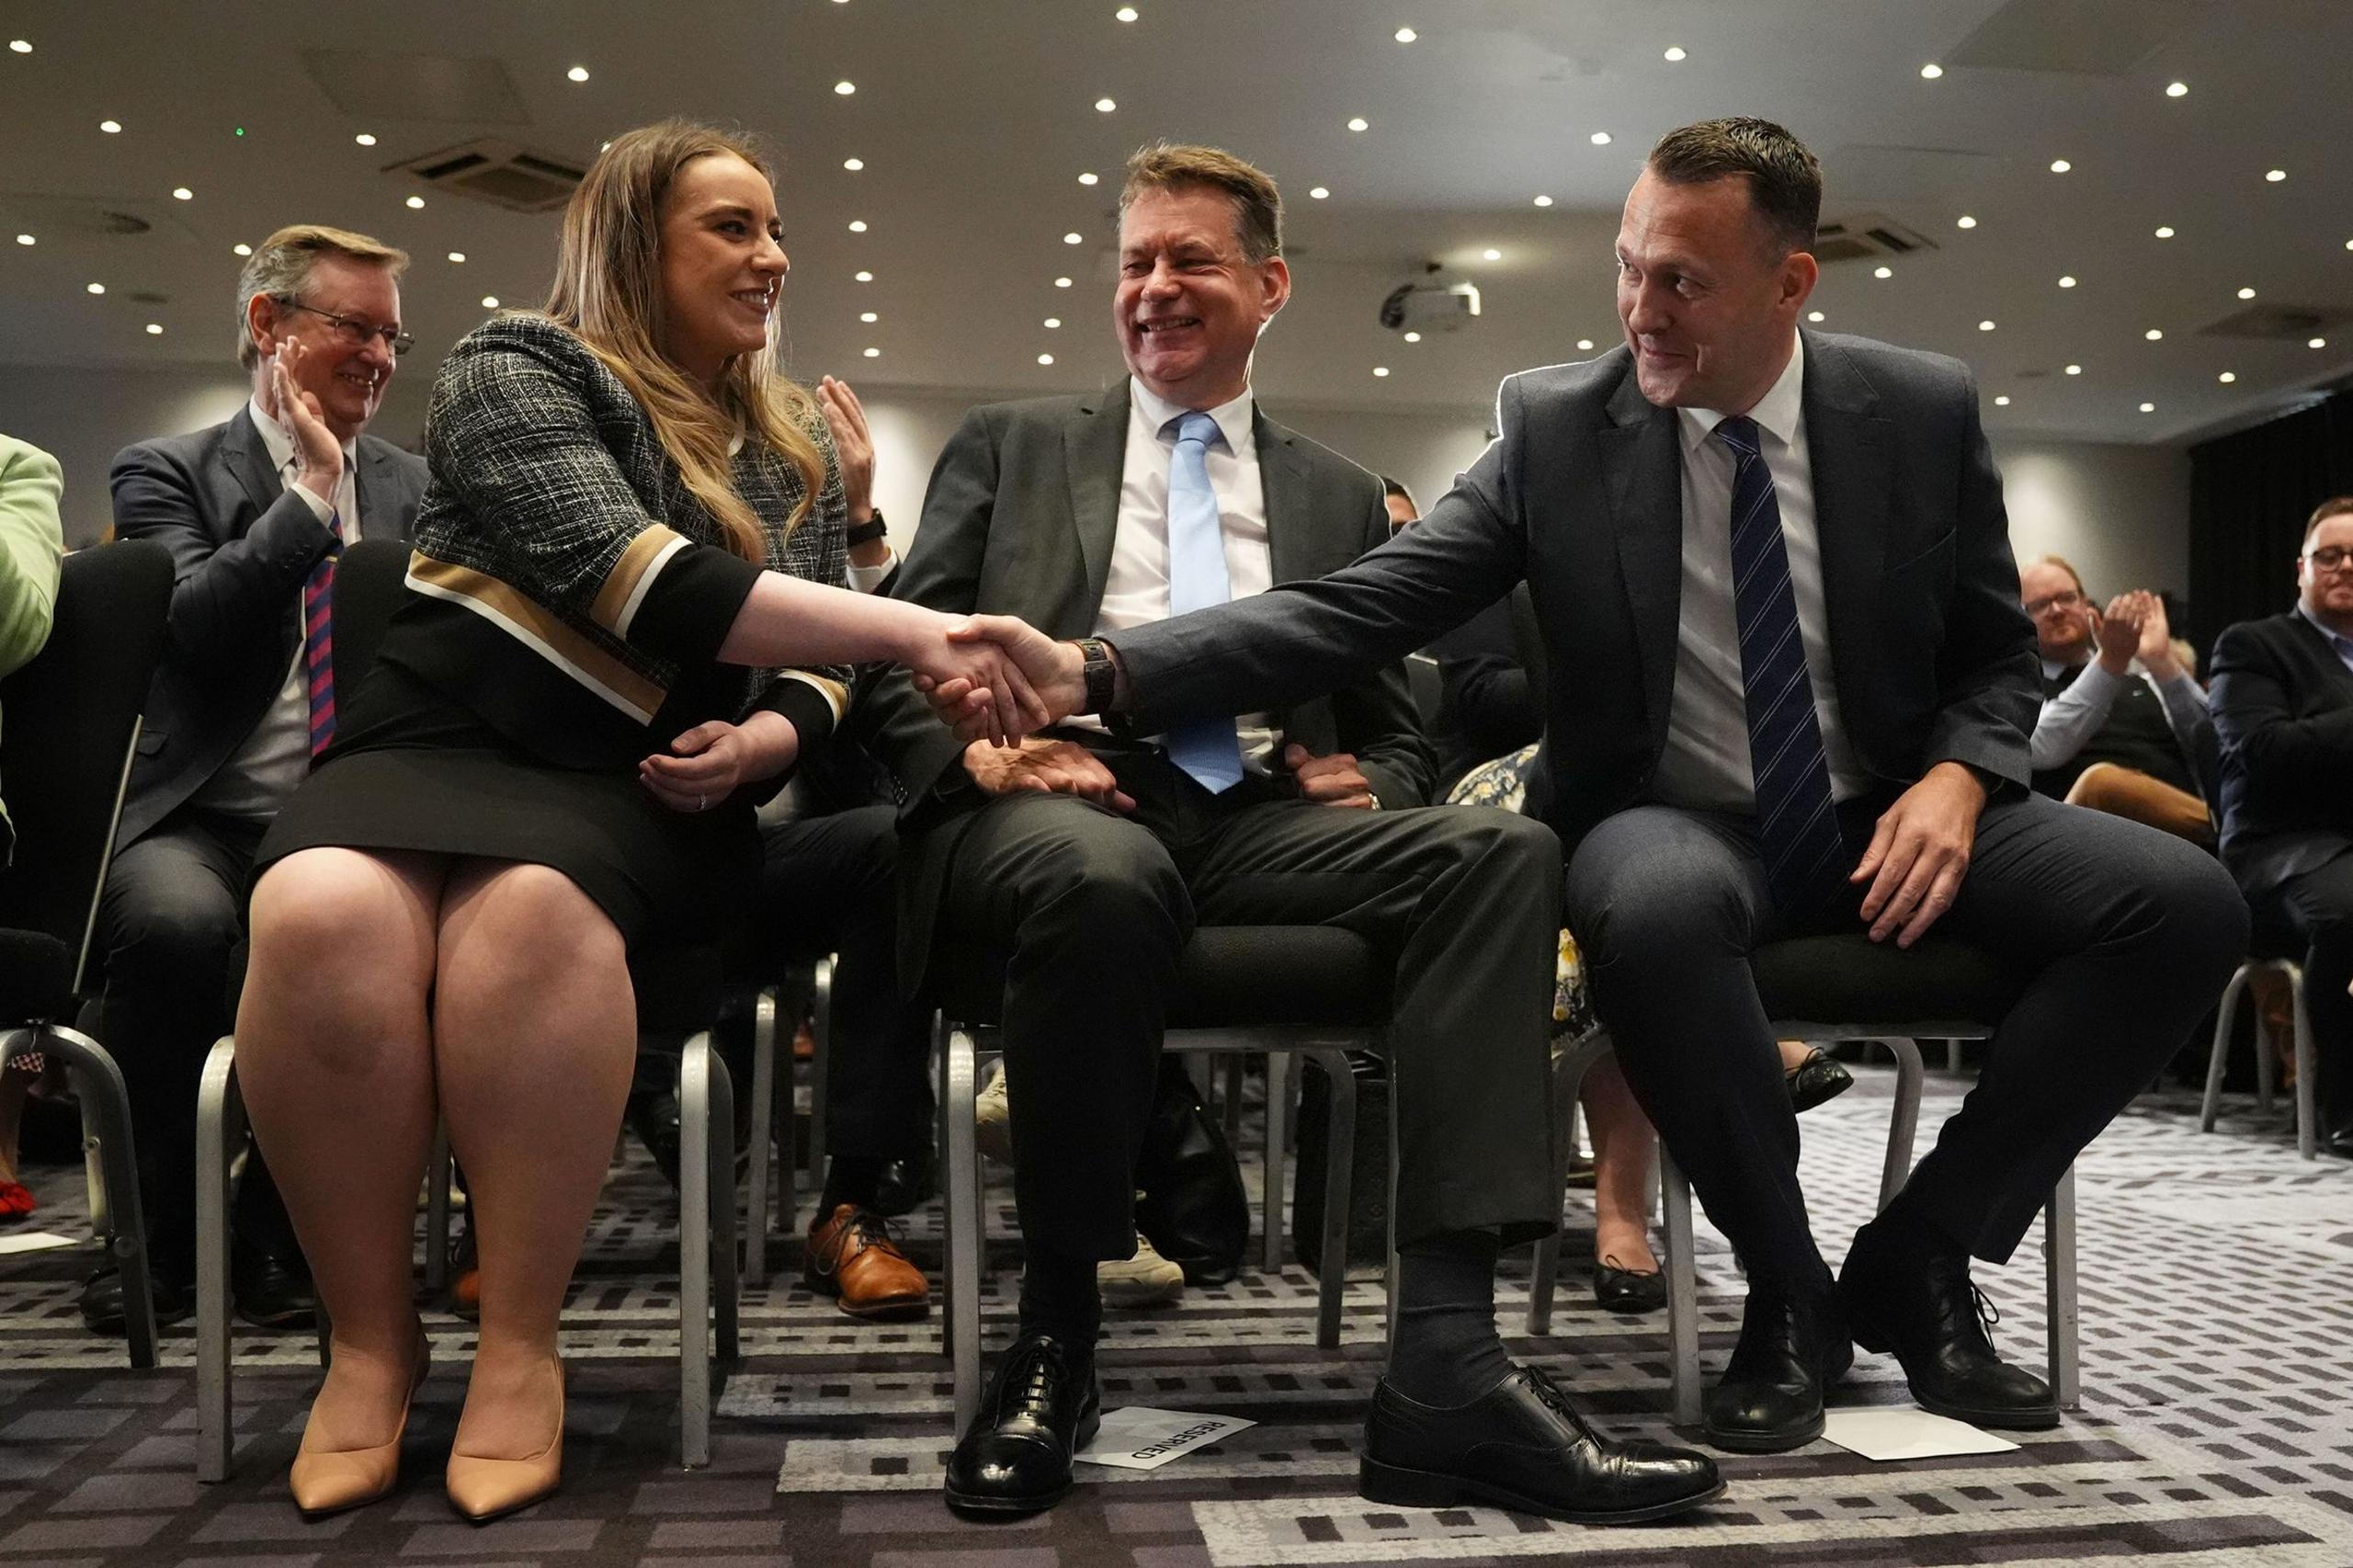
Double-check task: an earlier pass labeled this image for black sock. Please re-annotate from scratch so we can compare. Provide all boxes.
[1016,1248,1103,1351]
[1387,1229,1514,1406]
[820,1155,887,1213]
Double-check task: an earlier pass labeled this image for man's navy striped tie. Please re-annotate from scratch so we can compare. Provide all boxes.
[1715,415,1847,909]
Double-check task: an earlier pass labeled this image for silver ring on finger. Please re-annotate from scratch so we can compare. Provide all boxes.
[696,793,707,812]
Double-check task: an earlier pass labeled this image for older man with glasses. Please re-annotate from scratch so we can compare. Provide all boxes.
[87,225,428,1336]
[2212,497,2353,1156]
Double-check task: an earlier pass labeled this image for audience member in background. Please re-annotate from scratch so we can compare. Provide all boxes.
[979,117,2249,1459]
[228,122,1039,1523]
[2211,496,2353,1156]
[1381,474,1417,532]
[2021,556,2218,846]
[0,433,64,1221]
[876,140,1718,1526]
[95,226,427,1335]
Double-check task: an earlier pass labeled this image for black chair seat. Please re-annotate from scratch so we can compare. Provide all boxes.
[1752,933,2022,1032]
[0,927,74,1020]
[937,925,1392,1031]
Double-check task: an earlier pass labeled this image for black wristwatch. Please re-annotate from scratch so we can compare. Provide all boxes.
[1074,637,1120,717]
[845,509,887,548]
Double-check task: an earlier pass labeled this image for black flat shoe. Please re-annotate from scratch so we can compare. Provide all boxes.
[1785,1049,1854,1114]
[232,1242,317,1331]
[868,1151,937,1219]
[1839,1218,2058,1429]
[1361,1366,1722,1525]
[1702,1287,1851,1453]
[944,1332,1101,1517]
[1591,1255,1666,1314]
[78,1261,193,1337]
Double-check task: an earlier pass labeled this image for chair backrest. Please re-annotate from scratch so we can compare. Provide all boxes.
[0,540,174,989]
[330,536,414,706]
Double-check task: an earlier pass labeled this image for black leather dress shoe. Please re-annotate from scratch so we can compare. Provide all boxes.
[629,1085,685,1190]
[1784,1049,1855,1114]
[868,1150,937,1219]
[1591,1256,1667,1314]
[1361,1366,1722,1524]
[1839,1219,2058,1428]
[1133,1062,1247,1286]
[78,1261,193,1336]
[944,1332,1102,1516]
[1702,1287,1852,1452]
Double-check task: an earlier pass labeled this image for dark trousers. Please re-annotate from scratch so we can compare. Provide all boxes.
[932,750,1562,1261]
[94,805,294,1272]
[751,802,932,1158]
[1563,790,2248,1289]
[2247,850,2353,1128]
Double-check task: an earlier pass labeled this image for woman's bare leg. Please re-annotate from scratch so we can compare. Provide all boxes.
[238,847,447,1449]
[1584,1055,1659,1274]
[430,861,635,1460]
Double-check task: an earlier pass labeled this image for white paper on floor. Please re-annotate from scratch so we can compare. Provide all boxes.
[1073,1406,1258,1471]
[0,1231,77,1256]
[1823,1408,2021,1461]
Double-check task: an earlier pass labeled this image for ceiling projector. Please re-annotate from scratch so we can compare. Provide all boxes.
[1380,267,1482,335]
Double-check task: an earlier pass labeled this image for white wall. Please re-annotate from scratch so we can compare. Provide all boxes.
[1989,436,2192,598]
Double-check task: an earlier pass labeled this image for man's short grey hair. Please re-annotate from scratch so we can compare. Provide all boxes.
[234,224,409,369]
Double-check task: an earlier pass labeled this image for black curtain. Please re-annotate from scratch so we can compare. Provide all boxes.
[2188,387,2353,650]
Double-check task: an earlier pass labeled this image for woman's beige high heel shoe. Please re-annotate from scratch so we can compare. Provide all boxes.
[445,1358,564,1523]
[289,1337,430,1517]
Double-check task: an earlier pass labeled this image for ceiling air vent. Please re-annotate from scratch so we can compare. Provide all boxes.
[2199,303,2353,343]
[388,140,587,214]
[1813,212,1936,266]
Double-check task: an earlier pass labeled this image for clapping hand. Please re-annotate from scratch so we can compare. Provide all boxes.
[815,376,874,519]
[2130,591,2183,677]
[2090,593,2146,675]
[267,338,343,505]
[915,615,1086,744]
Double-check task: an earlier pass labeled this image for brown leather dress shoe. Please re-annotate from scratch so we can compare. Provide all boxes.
[804,1203,930,1320]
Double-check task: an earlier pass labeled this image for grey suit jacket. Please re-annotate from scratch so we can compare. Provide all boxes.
[858,379,1433,988]
[1109,332,2040,860]
[108,407,426,845]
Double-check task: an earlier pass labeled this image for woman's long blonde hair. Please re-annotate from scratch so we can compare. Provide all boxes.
[544,120,824,560]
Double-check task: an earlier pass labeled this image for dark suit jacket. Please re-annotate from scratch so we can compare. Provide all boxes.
[1108,332,2039,860]
[2209,609,2353,892]
[858,379,1434,987]
[108,407,427,845]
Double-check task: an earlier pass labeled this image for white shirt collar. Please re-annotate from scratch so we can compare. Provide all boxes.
[1677,331,1805,457]
[246,394,358,477]
[1130,377,1255,456]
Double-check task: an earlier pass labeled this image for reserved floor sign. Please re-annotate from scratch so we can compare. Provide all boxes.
[1074,1408,1259,1471]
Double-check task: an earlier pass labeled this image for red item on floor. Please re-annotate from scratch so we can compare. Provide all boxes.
[0,1180,35,1220]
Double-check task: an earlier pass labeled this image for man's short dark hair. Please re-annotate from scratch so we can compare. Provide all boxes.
[1121,142,1283,265]
[2305,495,2353,545]
[1645,117,1822,257]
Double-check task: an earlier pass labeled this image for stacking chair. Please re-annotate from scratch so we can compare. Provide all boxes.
[741,952,832,1284]
[2200,926,2318,1159]
[933,926,1383,1428]
[0,540,174,1369]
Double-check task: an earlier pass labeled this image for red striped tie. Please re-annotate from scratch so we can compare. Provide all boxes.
[303,512,344,759]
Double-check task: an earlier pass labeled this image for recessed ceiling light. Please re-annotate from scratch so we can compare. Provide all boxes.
[1589,131,1612,145]
[855,269,873,282]
[1575,338,1595,350]
[843,157,864,171]
[354,132,377,146]
[848,219,868,232]
[1920,62,1943,78]
[1054,276,1072,288]
[85,282,103,294]
[1347,117,1369,131]
[144,322,168,336]
[2312,336,2329,349]
[1956,215,1977,229]
[1309,187,1329,199]
[233,243,252,256]
[863,347,880,358]
[2059,275,2077,288]
[1116,4,1138,17]
[2145,328,2163,340]
[1664,46,1687,61]
[2266,168,2286,182]
[2165,80,2188,97]
[2049,158,2072,173]
[835,80,856,96]
[1078,171,1097,186]
[1373,367,1390,377]
[1063,231,1083,244]
[1394,27,1416,42]
[481,295,499,308]
[2140,402,2155,413]
[171,186,192,200]
[566,65,589,82]
[1532,194,1552,207]
[2218,371,2236,383]
[99,119,121,133]
[6,40,30,54]
[1978,320,1996,332]
[405,195,425,209]
[2154,225,2175,238]
[2237,286,2256,299]
[1807,310,1824,323]
[2065,363,2082,375]
[447,251,465,263]
[1873,265,1893,279]
[12,233,30,246]
[1994,395,2011,405]
[1404,331,1421,342]
[1096,97,1117,112]
[1038,353,1054,365]
[859,311,878,323]
[1482,247,1501,260]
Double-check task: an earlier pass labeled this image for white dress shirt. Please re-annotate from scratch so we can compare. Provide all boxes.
[1652,334,1871,812]
[1093,378,1278,771]
[190,397,360,821]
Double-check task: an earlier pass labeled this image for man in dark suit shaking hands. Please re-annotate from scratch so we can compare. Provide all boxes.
[872,142,1719,1524]
[92,226,427,1337]
[958,119,2248,1454]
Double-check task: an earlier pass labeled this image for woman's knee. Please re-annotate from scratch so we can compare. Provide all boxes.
[441,862,626,995]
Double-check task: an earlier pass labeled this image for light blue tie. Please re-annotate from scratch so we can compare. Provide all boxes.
[1162,410,1244,792]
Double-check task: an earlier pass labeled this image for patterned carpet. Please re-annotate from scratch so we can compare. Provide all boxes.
[0,1061,2347,1567]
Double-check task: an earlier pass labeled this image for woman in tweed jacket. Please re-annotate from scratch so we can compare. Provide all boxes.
[231,122,1042,1523]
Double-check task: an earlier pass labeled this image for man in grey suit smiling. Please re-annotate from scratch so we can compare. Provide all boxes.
[872,142,1718,1524]
[961,119,2248,1457]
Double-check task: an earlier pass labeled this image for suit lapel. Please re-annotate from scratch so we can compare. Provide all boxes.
[1253,408,1315,585]
[223,406,283,523]
[1801,332,1892,709]
[1601,367,1683,739]
[1063,381,1129,618]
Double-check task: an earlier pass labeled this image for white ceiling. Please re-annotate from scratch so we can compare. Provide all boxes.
[1,0,2348,446]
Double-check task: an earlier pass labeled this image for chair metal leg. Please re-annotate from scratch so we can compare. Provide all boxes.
[1661,1145,1701,1427]
[196,1037,243,1482]
[1306,1050,1354,1350]
[2201,962,2252,1133]
[1384,1054,1401,1360]
[677,1040,712,1468]
[32,1024,158,1370]
[422,1122,452,1292]
[945,1021,984,1432]
[2290,966,2317,1160]
[745,985,778,1288]
[1881,1038,1926,1211]
[702,1038,741,1365]
[808,958,833,1196]
[1526,1031,1602,1336]
[1944,1037,1963,1074]
[2043,1165,2079,1409]
[1261,1050,1290,1273]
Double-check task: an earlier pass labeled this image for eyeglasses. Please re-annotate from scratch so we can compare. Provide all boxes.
[2023,587,2085,617]
[275,299,413,358]
[2305,544,2353,573]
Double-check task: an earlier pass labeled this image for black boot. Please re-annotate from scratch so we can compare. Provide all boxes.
[943,1332,1101,1516]
[1839,1217,2057,1428]
[1701,1285,1851,1452]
